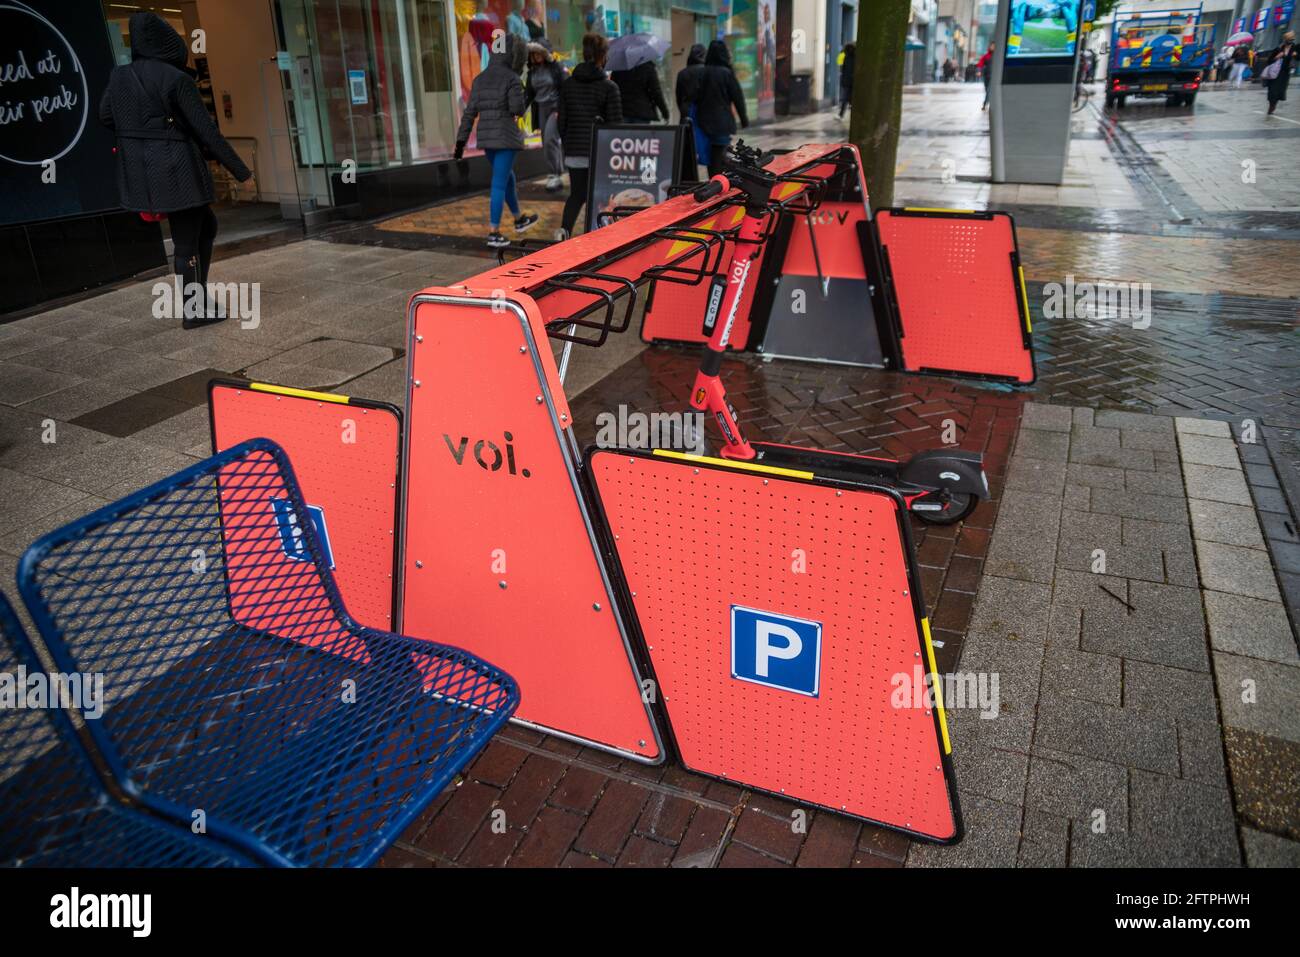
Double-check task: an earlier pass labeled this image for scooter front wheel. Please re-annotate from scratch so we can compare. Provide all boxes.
[911,492,979,526]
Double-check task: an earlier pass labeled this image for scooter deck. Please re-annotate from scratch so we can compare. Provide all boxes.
[751,442,902,487]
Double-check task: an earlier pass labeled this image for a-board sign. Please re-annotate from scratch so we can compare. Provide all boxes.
[585,123,694,233]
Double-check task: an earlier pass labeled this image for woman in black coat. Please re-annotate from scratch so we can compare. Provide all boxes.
[1262,31,1297,116]
[611,59,670,124]
[556,33,623,237]
[99,12,251,328]
[690,41,749,177]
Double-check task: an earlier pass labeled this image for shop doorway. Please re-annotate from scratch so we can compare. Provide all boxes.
[100,1,307,247]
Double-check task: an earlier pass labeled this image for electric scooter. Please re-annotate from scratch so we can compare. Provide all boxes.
[686,141,990,525]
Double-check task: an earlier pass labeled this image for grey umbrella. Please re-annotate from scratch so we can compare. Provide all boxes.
[606,33,671,72]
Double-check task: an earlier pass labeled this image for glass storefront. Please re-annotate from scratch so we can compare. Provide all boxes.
[101,0,767,220]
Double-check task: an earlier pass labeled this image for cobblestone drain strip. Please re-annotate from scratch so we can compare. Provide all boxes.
[907,403,1298,868]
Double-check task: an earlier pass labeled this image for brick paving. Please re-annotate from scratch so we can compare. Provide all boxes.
[1,83,1296,868]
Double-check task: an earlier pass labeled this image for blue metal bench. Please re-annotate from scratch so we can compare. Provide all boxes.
[0,593,252,867]
[15,438,519,867]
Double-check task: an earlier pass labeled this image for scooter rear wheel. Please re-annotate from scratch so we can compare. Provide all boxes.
[913,492,979,526]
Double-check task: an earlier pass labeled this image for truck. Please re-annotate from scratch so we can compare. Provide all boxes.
[1106,6,1216,108]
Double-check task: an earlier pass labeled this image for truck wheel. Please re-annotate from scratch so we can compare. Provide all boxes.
[1186,93,1197,108]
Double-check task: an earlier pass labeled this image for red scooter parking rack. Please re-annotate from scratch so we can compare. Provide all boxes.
[589,448,961,843]
[874,208,1036,384]
[209,379,403,632]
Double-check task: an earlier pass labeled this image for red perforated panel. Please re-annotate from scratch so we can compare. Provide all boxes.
[876,210,1034,384]
[402,295,661,761]
[210,382,401,632]
[591,451,958,840]
[780,201,868,279]
[642,206,762,346]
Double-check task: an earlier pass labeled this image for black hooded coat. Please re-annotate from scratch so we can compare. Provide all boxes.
[98,12,250,212]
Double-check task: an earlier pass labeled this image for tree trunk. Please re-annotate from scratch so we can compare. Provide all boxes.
[848,0,911,209]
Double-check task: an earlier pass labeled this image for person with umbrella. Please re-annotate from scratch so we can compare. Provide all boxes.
[608,32,671,123]
[1228,32,1254,88]
[1261,30,1297,116]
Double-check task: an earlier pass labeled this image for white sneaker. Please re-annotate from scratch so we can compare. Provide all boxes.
[545,174,563,191]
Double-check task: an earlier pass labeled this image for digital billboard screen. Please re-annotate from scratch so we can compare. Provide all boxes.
[1006,1,1084,59]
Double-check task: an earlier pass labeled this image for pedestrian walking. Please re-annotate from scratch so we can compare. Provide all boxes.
[1231,42,1251,87]
[557,33,623,239]
[1261,31,1297,115]
[691,40,749,176]
[610,58,670,123]
[838,42,856,118]
[525,39,568,191]
[979,42,996,109]
[676,43,710,177]
[98,12,251,329]
[454,31,540,248]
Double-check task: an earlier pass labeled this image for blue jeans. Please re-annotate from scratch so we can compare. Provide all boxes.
[484,147,520,228]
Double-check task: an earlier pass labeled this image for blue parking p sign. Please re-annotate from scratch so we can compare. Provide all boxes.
[270,497,335,569]
[730,605,822,696]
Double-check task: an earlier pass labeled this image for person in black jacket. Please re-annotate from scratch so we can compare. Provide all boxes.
[455,32,540,248]
[611,59,670,124]
[676,44,709,178]
[557,33,623,238]
[690,40,748,177]
[1262,31,1297,116]
[99,12,251,328]
[838,42,856,118]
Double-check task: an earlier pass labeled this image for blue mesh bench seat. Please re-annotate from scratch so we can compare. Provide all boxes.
[0,594,253,867]
[12,439,519,867]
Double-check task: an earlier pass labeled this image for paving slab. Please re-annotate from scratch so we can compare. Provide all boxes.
[1188,498,1267,549]
[1203,592,1299,665]
[1196,541,1283,601]
[1213,653,1300,744]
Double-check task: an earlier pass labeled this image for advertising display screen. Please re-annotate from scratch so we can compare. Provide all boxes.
[1006,0,1083,58]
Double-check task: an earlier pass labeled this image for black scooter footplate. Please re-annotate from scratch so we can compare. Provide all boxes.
[750,442,902,488]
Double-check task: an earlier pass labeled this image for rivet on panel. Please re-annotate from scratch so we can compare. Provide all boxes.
[592,602,601,611]
[499,581,508,589]
[835,490,842,496]
[413,380,422,387]
[536,396,543,403]
[416,335,423,343]
[415,560,424,568]
[518,346,526,353]
[638,740,646,747]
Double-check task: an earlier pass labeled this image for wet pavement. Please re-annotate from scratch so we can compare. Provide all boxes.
[1,82,1297,867]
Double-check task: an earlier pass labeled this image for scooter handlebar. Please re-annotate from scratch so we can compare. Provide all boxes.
[692,176,728,202]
